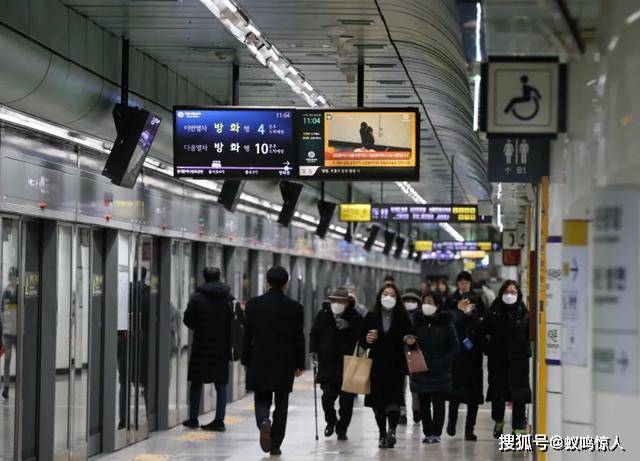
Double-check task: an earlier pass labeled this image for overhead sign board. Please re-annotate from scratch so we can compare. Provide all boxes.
[421,250,456,260]
[371,203,491,224]
[488,138,550,182]
[413,240,433,252]
[338,204,372,222]
[433,241,500,252]
[502,229,519,250]
[297,108,419,181]
[460,250,487,259]
[481,57,566,137]
[173,107,296,179]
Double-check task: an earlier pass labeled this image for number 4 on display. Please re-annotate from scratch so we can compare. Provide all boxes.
[257,124,265,135]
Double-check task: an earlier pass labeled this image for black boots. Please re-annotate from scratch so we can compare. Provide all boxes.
[465,427,478,441]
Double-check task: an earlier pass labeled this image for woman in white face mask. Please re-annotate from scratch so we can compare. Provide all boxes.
[360,284,414,449]
[400,288,424,424]
[409,292,458,444]
[484,280,531,439]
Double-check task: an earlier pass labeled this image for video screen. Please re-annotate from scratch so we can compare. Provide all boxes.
[173,107,296,179]
[298,109,419,180]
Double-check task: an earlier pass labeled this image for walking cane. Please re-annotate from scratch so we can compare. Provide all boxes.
[312,355,319,441]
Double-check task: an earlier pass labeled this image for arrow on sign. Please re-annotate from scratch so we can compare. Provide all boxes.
[570,258,579,281]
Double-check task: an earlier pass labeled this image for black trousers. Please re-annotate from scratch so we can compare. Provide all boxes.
[418,393,446,437]
[373,406,400,437]
[448,400,479,431]
[320,383,355,434]
[254,391,290,449]
[491,399,527,430]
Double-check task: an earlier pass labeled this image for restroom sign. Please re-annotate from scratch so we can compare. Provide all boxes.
[481,57,566,137]
[488,138,550,182]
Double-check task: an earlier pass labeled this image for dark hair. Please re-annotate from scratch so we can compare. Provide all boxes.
[384,274,395,282]
[372,283,404,314]
[266,265,289,289]
[498,279,527,311]
[133,266,148,282]
[203,266,221,283]
[421,291,442,308]
[456,271,472,283]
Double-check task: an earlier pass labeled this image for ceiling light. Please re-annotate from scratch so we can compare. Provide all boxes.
[440,223,465,242]
[198,0,329,107]
[626,8,640,25]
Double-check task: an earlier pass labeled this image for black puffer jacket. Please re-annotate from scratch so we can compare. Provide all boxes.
[410,311,458,395]
[449,308,485,404]
[446,289,486,316]
[183,282,233,384]
[484,295,532,403]
[309,301,363,385]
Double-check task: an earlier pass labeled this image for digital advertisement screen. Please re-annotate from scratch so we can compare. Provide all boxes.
[173,107,295,179]
[297,109,419,181]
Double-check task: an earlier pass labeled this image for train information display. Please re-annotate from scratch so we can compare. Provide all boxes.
[173,107,295,179]
[297,108,419,181]
[433,241,500,251]
[370,203,491,223]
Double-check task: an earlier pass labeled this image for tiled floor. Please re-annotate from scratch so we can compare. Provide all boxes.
[94,374,531,460]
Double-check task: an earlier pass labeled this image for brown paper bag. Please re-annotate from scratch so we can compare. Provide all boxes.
[341,345,372,395]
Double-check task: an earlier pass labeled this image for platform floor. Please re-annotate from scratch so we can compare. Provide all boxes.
[94,373,531,460]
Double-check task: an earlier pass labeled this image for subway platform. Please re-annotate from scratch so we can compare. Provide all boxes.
[94,374,530,461]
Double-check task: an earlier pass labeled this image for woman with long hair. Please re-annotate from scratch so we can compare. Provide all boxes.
[360,283,414,449]
[484,280,532,437]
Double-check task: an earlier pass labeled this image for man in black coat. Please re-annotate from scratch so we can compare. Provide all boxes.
[309,286,363,441]
[182,266,234,432]
[242,266,305,456]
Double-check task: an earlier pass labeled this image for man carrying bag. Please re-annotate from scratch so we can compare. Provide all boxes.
[310,287,363,441]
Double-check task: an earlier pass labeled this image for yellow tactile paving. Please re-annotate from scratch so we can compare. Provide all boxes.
[132,455,169,461]
[176,431,216,441]
[224,415,247,425]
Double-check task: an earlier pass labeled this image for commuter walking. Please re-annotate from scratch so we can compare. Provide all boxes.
[345,283,369,317]
[401,288,423,424]
[420,280,432,297]
[309,287,363,441]
[383,274,395,286]
[410,292,458,443]
[360,284,414,449]
[446,271,486,316]
[242,266,305,456]
[447,288,485,441]
[436,278,451,304]
[484,280,532,437]
[182,267,234,431]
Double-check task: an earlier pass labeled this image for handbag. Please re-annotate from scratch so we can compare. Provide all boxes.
[404,344,428,374]
[341,345,372,395]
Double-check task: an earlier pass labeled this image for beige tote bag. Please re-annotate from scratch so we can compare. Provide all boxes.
[341,345,372,395]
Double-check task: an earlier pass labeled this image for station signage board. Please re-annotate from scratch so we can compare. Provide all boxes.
[371,203,491,223]
[433,241,500,252]
[421,250,456,260]
[173,106,420,181]
[413,240,434,252]
[338,204,372,222]
[173,107,296,179]
[488,138,550,183]
[297,108,419,181]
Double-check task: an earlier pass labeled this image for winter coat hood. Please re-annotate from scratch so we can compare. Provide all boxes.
[196,281,231,299]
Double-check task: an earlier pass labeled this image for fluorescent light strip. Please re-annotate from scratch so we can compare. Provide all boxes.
[472,74,481,131]
[198,0,329,107]
[475,2,483,62]
[439,223,465,242]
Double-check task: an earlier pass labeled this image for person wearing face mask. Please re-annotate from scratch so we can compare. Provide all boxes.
[446,281,486,441]
[484,280,532,438]
[410,292,458,444]
[446,271,486,317]
[360,284,414,449]
[309,287,364,441]
[400,288,423,424]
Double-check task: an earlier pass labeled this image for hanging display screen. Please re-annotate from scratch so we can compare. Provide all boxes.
[370,203,491,223]
[297,108,420,181]
[173,107,296,179]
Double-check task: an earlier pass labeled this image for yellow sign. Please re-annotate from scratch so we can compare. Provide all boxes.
[460,250,487,259]
[478,241,493,251]
[464,261,476,271]
[339,204,372,222]
[413,240,433,252]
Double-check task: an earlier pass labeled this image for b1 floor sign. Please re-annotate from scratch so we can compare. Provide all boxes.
[488,138,550,182]
[481,57,567,136]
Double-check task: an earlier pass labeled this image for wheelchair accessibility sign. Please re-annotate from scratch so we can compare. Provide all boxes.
[482,58,566,136]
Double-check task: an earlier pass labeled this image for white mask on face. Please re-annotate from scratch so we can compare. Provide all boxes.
[381,295,396,310]
[404,301,418,311]
[502,293,518,305]
[422,303,437,316]
[331,303,346,315]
